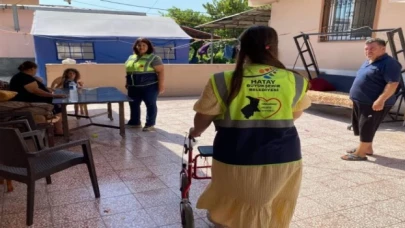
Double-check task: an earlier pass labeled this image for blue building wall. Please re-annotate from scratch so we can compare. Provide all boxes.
[33,36,190,83]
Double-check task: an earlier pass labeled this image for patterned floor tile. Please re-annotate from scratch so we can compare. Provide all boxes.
[52,201,100,225]
[102,209,156,228]
[2,208,52,228]
[134,188,180,208]
[97,194,143,216]
[56,218,106,228]
[1,99,405,227]
[125,177,168,193]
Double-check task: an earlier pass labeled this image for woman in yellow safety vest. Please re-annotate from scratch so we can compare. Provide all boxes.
[125,38,165,131]
[190,26,311,228]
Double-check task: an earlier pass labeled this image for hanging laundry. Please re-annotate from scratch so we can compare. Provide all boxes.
[223,45,234,60]
[232,46,238,59]
[189,47,199,63]
[198,42,211,55]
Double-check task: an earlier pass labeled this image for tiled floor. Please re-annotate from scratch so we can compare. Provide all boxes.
[2,97,405,228]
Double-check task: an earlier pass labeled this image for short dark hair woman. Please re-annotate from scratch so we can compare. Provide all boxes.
[189,26,311,227]
[125,38,165,132]
[9,61,67,135]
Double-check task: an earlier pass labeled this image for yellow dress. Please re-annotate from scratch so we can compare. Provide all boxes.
[193,78,311,228]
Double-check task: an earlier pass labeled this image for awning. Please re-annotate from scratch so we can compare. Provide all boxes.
[195,8,270,29]
[180,26,221,39]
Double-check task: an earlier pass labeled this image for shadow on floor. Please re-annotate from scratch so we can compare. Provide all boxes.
[306,104,405,132]
[64,107,188,147]
[305,104,351,122]
[368,154,405,172]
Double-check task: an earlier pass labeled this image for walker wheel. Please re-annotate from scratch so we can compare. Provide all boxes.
[180,172,189,199]
[180,201,195,228]
[347,125,352,131]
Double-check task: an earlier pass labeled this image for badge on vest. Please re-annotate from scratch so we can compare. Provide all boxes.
[246,71,280,92]
[241,68,283,119]
[241,96,282,119]
[259,67,278,77]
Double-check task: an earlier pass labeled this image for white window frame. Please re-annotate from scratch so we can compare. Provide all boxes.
[56,42,95,60]
[154,42,176,60]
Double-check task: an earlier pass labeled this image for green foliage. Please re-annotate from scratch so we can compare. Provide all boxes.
[161,0,251,38]
[162,0,257,63]
[257,4,272,10]
[203,0,250,38]
[202,0,250,20]
[159,7,210,28]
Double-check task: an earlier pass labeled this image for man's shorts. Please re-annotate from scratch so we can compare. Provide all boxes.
[352,101,391,143]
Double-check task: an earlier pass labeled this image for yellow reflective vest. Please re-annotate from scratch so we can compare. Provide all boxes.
[210,64,308,166]
[125,54,158,87]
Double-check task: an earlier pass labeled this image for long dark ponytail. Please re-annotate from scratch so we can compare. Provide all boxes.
[226,26,288,105]
[227,50,246,105]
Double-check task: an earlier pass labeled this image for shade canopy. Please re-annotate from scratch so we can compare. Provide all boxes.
[195,8,270,29]
[31,10,191,39]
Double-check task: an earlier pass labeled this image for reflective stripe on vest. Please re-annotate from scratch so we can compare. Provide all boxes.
[126,54,156,73]
[143,54,157,72]
[126,54,158,87]
[212,70,306,128]
[292,74,305,108]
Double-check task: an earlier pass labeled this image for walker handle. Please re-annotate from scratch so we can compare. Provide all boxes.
[188,127,197,148]
[188,127,194,139]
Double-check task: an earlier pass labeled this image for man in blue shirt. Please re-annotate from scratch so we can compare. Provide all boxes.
[342,38,402,161]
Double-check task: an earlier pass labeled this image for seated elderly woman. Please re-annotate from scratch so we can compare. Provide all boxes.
[9,61,66,135]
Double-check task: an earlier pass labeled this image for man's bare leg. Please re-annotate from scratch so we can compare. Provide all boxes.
[355,142,373,157]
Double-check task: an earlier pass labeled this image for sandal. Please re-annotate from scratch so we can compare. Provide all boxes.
[341,153,368,161]
[346,148,373,156]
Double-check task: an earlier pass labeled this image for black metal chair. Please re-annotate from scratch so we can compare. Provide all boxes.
[0,114,52,192]
[0,127,100,226]
[0,111,55,147]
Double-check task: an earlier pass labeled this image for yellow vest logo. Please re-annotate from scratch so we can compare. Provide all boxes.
[241,96,282,119]
[240,67,286,120]
[259,67,278,78]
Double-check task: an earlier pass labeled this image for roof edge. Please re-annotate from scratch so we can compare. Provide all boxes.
[0,4,146,16]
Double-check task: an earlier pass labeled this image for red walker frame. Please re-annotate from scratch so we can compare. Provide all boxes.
[180,135,212,200]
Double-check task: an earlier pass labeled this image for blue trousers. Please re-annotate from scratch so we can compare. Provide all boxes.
[127,83,159,127]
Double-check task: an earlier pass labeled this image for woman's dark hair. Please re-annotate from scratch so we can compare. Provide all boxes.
[18,61,37,71]
[227,26,288,105]
[62,68,81,83]
[133,38,154,55]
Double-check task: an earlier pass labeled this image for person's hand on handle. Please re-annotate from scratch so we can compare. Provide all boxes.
[189,127,201,138]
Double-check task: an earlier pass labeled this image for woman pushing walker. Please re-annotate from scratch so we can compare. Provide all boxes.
[189,25,311,228]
